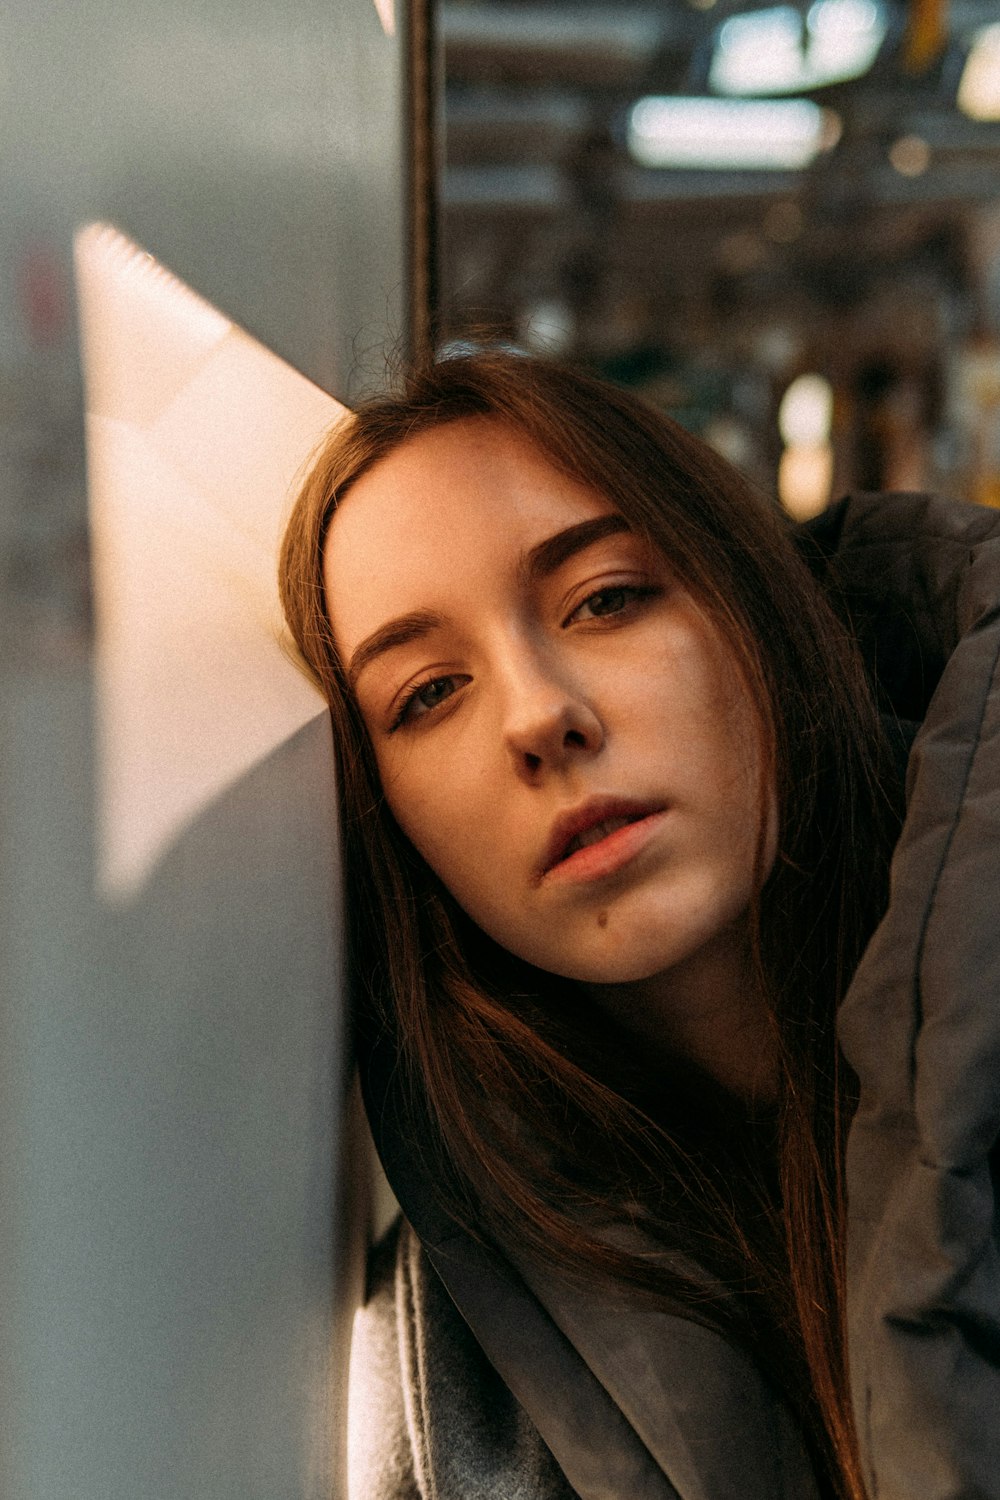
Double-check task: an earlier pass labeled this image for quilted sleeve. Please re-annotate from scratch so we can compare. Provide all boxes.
[834,494,1000,1499]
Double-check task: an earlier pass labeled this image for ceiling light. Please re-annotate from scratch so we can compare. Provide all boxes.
[819,108,844,150]
[710,0,886,96]
[889,134,930,176]
[628,96,824,170]
[958,23,1000,121]
[779,443,833,519]
[779,373,833,446]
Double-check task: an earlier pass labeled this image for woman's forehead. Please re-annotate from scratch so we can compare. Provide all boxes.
[331,416,606,535]
[322,417,622,650]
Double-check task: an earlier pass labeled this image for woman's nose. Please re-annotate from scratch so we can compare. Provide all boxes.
[499,648,604,779]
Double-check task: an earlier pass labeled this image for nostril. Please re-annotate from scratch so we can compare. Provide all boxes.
[524,751,542,772]
[565,729,587,748]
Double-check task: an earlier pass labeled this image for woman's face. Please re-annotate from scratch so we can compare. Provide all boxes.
[323,416,774,991]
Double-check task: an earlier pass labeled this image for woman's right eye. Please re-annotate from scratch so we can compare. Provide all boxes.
[390,674,465,731]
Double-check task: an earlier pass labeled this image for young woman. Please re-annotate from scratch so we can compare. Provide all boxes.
[279,351,1000,1500]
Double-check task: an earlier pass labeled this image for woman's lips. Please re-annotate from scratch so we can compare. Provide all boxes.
[541,809,668,885]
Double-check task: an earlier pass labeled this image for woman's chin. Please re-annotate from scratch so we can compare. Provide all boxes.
[525,944,675,988]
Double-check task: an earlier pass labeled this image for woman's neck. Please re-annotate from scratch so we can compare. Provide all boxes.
[584,919,779,1105]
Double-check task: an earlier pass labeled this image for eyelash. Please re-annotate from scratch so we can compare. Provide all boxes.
[568,582,660,624]
[387,582,661,732]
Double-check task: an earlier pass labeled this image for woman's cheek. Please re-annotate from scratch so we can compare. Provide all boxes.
[382,761,467,874]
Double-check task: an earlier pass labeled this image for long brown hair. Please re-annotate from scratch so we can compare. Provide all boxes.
[279,351,898,1499]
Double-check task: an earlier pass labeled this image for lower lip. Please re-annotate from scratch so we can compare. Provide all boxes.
[543,811,668,885]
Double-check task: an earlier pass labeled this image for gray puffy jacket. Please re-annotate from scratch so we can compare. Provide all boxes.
[350,492,1000,1500]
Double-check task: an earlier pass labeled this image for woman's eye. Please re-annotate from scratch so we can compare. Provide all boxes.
[569,584,658,624]
[391,674,464,730]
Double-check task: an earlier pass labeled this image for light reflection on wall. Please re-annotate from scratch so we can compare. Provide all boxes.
[74,222,344,898]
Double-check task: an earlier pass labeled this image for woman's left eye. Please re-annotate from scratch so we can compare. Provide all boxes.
[390,673,469,731]
[567,583,659,624]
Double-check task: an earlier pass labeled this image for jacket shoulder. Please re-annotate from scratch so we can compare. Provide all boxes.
[796,490,1000,722]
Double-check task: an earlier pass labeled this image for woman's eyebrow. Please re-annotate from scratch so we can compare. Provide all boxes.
[519,512,631,586]
[347,513,632,689]
[346,607,444,689]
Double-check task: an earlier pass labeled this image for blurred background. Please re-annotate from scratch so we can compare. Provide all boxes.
[438,0,1000,518]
